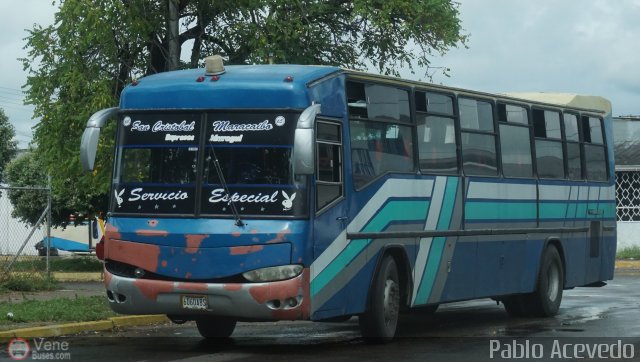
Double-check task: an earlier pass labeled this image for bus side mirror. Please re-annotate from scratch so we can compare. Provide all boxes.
[80,107,119,171]
[293,104,321,175]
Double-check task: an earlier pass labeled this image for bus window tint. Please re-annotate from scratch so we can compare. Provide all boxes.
[563,113,582,180]
[417,115,457,173]
[461,132,498,176]
[499,124,532,177]
[346,82,410,123]
[585,144,607,181]
[582,115,607,181]
[459,98,494,131]
[121,147,197,184]
[203,147,292,185]
[350,120,413,188]
[566,143,582,179]
[316,122,343,211]
[459,98,497,176]
[534,109,565,179]
[498,104,528,125]
[563,113,580,141]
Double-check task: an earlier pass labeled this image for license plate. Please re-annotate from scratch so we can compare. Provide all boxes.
[181,295,208,310]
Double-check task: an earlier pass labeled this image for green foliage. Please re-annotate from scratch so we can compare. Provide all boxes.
[0,296,115,325]
[617,246,640,260]
[22,0,466,221]
[4,151,49,225]
[0,274,58,292]
[0,108,18,185]
[11,257,103,273]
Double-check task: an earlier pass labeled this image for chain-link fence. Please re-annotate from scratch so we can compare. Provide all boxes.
[616,170,640,222]
[0,183,52,283]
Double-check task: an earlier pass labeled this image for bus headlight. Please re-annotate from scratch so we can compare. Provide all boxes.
[242,265,303,282]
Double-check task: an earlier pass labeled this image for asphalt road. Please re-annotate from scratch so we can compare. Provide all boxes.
[6,272,640,361]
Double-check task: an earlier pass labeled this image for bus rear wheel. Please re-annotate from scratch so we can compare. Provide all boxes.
[359,255,400,343]
[195,316,237,339]
[525,245,564,317]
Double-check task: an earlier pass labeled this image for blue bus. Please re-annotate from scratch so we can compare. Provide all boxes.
[80,57,615,341]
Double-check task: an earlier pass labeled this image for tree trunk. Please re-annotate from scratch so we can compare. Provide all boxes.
[167,0,180,71]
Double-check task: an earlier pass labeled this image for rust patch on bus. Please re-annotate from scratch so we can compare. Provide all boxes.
[248,268,310,320]
[223,284,242,291]
[266,229,291,244]
[231,231,242,237]
[136,229,169,237]
[104,224,122,241]
[230,245,264,255]
[185,234,206,254]
[104,270,113,287]
[147,219,159,227]
[176,282,208,292]
[133,279,174,301]
[161,260,168,268]
[105,239,161,272]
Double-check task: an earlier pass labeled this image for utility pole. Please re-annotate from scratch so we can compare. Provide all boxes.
[167,0,180,71]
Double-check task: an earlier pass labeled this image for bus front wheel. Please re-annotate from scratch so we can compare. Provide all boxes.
[527,245,564,317]
[195,316,236,339]
[359,255,400,343]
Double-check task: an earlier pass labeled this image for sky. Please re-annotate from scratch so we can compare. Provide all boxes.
[1,0,639,148]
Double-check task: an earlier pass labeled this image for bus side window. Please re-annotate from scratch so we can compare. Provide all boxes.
[582,115,607,181]
[316,122,343,211]
[533,109,565,179]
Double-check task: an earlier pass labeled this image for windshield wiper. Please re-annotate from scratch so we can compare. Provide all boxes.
[209,147,244,227]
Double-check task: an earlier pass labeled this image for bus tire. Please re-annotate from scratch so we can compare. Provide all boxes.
[359,255,400,343]
[526,245,564,317]
[195,316,236,339]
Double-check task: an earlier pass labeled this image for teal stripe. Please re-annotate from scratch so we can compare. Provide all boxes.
[540,203,568,219]
[415,177,458,304]
[465,201,536,220]
[415,236,446,303]
[311,239,368,297]
[311,199,430,297]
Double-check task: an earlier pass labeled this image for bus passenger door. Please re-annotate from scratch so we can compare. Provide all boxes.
[310,121,348,319]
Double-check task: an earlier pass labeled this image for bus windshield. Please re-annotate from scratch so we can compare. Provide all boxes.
[112,111,307,217]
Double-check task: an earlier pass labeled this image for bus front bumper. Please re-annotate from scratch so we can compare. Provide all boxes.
[103,268,310,321]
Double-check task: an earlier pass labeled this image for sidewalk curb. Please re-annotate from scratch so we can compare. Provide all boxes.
[0,315,169,341]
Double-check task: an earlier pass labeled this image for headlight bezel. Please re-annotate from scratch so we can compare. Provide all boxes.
[242,264,304,282]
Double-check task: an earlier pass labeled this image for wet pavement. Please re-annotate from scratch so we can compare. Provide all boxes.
[5,271,638,361]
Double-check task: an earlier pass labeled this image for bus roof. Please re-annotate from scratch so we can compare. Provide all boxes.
[502,92,612,115]
[121,64,610,115]
[120,64,341,110]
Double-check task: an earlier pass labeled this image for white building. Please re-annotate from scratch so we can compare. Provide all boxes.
[614,116,640,250]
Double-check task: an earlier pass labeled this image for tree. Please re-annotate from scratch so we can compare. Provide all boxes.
[22,0,467,223]
[0,108,18,185]
[4,151,48,226]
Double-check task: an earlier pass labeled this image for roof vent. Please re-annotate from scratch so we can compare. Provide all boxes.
[205,55,225,75]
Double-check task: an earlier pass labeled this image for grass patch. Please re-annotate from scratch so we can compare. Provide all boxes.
[10,257,103,273]
[0,296,115,325]
[617,245,640,260]
[0,275,58,292]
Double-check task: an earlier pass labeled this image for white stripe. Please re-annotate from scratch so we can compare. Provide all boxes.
[411,176,446,304]
[310,178,434,282]
[539,185,571,201]
[599,186,615,201]
[588,186,599,201]
[467,182,536,200]
[411,237,433,305]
